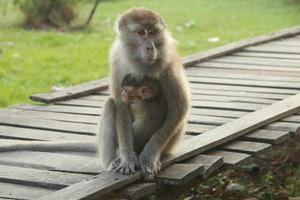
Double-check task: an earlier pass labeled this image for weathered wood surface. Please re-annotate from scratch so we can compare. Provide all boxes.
[0,182,55,199]
[37,92,300,199]
[0,164,92,189]
[183,26,300,66]
[155,163,204,185]
[0,151,102,173]
[185,154,223,179]
[220,141,272,155]
[104,183,156,200]
[38,172,141,200]
[0,30,300,200]
[30,78,108,103]
[205,150,251,166]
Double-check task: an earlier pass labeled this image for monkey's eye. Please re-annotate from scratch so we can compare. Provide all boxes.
[136,30,145,36]
[148,30,157,35]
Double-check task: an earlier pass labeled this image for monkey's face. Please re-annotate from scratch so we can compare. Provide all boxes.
[133,28,159,64]
[121,86,138,104]
[118,8,165,65]
[121,85,154,104]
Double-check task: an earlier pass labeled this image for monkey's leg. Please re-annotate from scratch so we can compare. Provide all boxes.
[139,123,185,180]
[139,67,190,180]
[114,102,138,174]
[98,97,118,169]
[162,123,185,156]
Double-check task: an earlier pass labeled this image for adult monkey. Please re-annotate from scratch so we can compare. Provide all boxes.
[100,8,190,178]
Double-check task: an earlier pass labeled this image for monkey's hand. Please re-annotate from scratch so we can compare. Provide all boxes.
[112,154,139,175]
[139,152,161,181]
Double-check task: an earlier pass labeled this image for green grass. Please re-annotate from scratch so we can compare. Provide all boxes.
[0,0,300,107]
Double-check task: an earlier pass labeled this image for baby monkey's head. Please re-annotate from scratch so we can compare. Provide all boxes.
[121,74,161,104]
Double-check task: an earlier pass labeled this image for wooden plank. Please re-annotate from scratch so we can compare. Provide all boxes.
[186,67,300,82]
[245,45,300,54]
[188,76,300,89]
[0,164,92,189]
[205,150,251,166]
[185,154,224,178]
[43,93,300,199]
[265,121,300,134]
[268,40,300,47]
[190,87,290,100]
[81,95,112,101]
[191,100,265,111]
[0,182,55,199]
[212,55,300,68]
[107,183,156,200]
[0,108,99,124]
[30,78,108,103]
[191,109,300,124]
[189,114,231,126]
[155,163,204,185]
[55,99,102,108]
[0,151,102,174]
[0,113,97,135]
[233,51,300,60]
[196,62,300,73]
[13,104,102,116]
[219,141,272,155]
[282,115,300,123]
[38,172,140,200]
[0,126,94,141]
[191,108,247,118]
[182,26,300,66]
[190,82,299,95]
[243,129,290,144]
[186,123,216,135]
[190,66,300,77]
[193,93,285,104]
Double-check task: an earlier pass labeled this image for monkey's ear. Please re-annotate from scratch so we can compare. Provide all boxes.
[158,18,166,30]
[115,15,124,33]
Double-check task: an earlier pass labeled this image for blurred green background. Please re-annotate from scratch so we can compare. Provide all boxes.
[0,0,300,107]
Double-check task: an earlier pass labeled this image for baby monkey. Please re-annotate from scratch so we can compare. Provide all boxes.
[121,74,161,104]
[112,74,167,174]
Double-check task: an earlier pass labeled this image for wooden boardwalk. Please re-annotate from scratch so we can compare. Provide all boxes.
[1,27,300,199]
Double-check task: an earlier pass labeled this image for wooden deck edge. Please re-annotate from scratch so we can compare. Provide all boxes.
[182,25,300,66]
[29,26,300,104]
[29,78,108,103]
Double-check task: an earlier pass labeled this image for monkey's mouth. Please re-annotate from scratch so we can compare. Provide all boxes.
[143,57,157,64]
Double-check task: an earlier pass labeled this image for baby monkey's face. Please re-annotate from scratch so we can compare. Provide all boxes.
[121,85,154,104]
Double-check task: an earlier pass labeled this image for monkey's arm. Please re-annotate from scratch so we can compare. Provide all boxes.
[114,101,138,174]
[139,64,190,177]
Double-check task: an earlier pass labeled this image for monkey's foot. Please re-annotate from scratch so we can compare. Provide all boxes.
[139,157,161,181]
[109,157,122,170]
[112,155,139,175]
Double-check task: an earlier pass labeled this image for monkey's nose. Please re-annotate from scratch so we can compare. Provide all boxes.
[146,46,154,52]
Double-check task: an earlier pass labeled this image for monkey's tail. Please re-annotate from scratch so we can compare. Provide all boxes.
[0,141,98,152]
[98,97,117,169]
